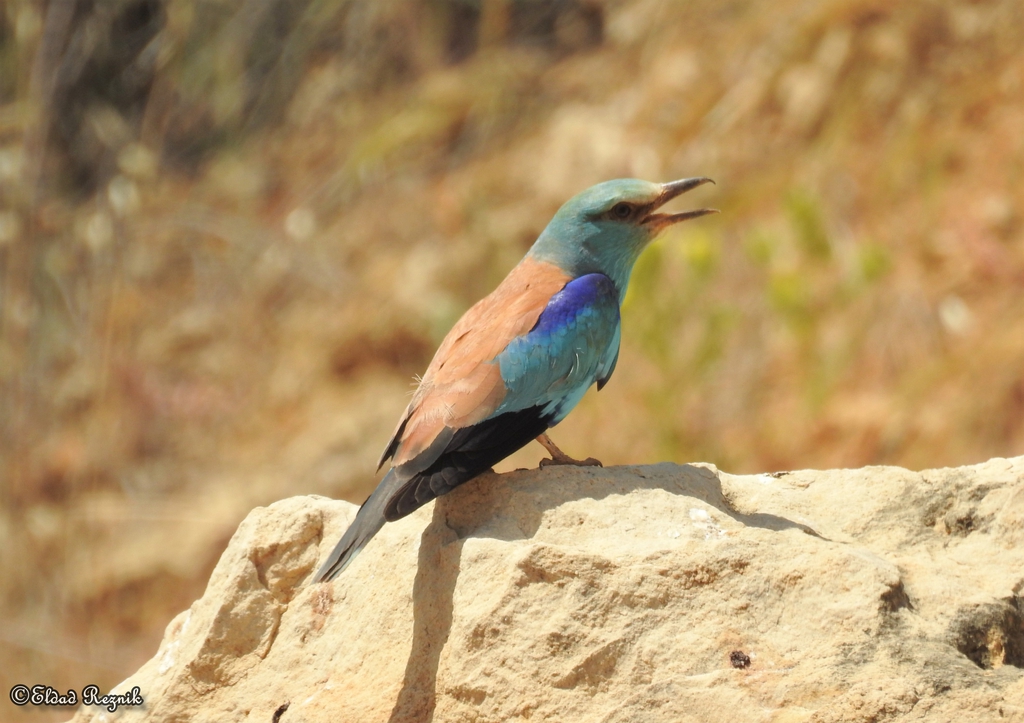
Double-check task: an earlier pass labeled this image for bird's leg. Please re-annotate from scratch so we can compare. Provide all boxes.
[536,433,602,468]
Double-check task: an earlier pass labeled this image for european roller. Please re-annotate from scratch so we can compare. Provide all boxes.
[315,177,715,582]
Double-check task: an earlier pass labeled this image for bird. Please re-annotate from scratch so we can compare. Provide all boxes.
[314,177,716,582]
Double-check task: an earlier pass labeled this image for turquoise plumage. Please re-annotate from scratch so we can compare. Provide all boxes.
[314,177,715,582]
[496,273,620,424]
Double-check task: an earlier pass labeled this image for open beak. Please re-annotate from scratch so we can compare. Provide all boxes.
[642,177,718,232]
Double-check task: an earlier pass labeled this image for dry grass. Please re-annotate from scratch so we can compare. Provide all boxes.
[1,0,1023,716]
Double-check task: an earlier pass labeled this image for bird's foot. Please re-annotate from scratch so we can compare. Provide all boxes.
[539,455,603,468]
[535,433,603,468]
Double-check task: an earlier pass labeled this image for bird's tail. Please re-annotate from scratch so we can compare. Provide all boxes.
[313,468,402,582]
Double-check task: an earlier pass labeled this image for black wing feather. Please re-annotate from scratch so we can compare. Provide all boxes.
[383,406,553,521]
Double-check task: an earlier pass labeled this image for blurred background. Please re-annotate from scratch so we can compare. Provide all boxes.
[1,0,1022,718]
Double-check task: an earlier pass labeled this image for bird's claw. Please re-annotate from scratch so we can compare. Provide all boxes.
[539,455,603,468]
[535,432,601,469]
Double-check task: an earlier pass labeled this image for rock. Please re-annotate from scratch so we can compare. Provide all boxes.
[67,458,1024,722]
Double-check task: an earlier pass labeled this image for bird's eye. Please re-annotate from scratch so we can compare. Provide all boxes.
[610,203,632,219]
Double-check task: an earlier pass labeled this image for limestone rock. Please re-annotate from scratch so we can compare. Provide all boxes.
[68,458,1024,722]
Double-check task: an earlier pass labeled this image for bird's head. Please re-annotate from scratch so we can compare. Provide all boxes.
[529,177,717,298]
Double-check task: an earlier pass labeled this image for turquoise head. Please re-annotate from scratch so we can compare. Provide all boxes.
[528,177,716,300]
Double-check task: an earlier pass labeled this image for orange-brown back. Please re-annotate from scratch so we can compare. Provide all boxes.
[389,257,571,467]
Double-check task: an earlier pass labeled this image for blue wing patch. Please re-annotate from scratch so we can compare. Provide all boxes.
[495,273,621,425]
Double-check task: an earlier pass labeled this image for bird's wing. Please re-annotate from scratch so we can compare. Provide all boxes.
[382,256,573,470]
[380,271,621,520]
[495,272,621,422]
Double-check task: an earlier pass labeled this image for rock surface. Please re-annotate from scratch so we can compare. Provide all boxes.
[68,458,1024,722]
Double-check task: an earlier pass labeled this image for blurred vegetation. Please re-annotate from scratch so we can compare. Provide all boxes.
[2,0,1024,718]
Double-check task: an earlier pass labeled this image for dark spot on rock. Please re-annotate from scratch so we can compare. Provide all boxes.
[948,599,1024,669]
[272,701,290,722]
[881,580,913,612]
[729,650,751,669]
[945,511,976,536]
